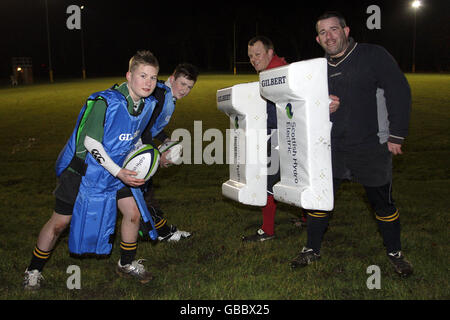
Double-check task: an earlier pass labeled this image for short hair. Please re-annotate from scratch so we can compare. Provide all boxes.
[316,11,347,32]
[173,63,199,82]
[248,35,274,52]
[128,50,159,72]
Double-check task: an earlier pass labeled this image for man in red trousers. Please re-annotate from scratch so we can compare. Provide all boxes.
[243,36,339,241]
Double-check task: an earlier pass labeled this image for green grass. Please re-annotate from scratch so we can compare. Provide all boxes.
[0,74,449,300]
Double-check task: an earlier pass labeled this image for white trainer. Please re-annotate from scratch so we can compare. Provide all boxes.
[23,269,44,290]
[116,259,153,283]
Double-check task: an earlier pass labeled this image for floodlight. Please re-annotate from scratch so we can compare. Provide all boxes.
[412,0,421,9]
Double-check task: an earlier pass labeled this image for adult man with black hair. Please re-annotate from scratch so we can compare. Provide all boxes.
[290,11,413,277]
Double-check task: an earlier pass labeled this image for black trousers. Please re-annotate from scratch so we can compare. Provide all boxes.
[306,178,401,254]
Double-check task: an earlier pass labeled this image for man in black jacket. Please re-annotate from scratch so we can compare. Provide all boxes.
[291,11,413,277]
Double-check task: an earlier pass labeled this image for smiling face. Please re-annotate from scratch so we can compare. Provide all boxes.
[248,40,274,73]
[169,74,195,100]
[316,17,350,58]
[126,63,159,101]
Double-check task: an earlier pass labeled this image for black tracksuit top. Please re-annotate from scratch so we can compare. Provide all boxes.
[326,40,411,152]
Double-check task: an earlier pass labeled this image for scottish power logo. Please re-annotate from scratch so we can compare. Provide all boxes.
[285,103,293,119]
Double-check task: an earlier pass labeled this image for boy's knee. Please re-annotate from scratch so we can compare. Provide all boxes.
[118,197,141,223]
[122,206,141,224]
[48,213,71,235]
[129,209,141,224]
[53,220,70,235]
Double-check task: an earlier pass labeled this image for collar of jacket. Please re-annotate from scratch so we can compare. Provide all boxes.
[164,79,177,103]
[326,37,357,67]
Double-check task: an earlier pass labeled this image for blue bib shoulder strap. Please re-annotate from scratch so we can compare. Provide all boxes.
[131,188,158,240]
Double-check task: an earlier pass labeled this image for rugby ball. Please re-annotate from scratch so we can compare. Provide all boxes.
[123,144,160,181]
[158,140,183,164]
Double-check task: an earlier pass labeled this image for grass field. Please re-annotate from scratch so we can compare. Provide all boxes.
[0,73,449,302]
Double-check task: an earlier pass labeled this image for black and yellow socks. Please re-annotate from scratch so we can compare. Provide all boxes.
[120,241,137,266]
[375,209,401,253]
[306,211,330,254]
[28,246,52,272]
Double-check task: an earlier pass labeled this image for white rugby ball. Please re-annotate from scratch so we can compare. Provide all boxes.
[159,140,183,165]
[123,144,160,181]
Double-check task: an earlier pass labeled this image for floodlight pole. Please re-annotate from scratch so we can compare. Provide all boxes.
[81,6,86,80]
[44,0,54,83]
[233,21,236,75]
[411,0,421,73]
[412,8,417,73]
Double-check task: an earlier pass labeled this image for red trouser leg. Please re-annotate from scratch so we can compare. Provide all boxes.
[261,195,277,236]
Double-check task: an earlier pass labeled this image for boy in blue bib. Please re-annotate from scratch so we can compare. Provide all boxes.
[23,51,160,290]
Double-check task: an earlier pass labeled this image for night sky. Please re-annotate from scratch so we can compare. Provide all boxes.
[0,0,448,81]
